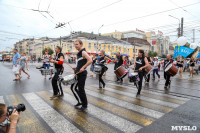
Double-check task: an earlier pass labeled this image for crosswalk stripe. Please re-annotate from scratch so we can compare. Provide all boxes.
[22,93,82,133]
[64,88,154,126]
[107,82,190,101]
[5,94,50,133]
[0,96,4,103]
[86,86,173,113]
[106,84,185,104]
[84,87,164,119]
[61,89,142,133]
[92,84,180,108]
[38,91,118,133]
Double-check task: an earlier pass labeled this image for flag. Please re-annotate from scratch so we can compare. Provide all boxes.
[197,52,200,58]
[173,46,178,58]
[178,46,194,58]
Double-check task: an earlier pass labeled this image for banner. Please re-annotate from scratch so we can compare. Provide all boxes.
[173,46,178,58]
[197,52,200,58]
[178,46,194,58]
[152,40,156,45]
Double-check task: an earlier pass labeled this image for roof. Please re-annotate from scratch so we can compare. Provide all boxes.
[121,37,150,46]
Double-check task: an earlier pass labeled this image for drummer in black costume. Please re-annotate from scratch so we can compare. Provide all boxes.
[114,52,124,82]
[50,46,64,99]
[98,50,111,89]
[162,54,174,88]
[71,39,92,111]
[145,53,152,83]
[132,49,149,97]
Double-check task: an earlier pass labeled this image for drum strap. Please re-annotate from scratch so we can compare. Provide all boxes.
[164,61,171,70]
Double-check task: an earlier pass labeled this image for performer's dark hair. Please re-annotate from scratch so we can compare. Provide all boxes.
[139,49,145,57]
[14,49,18,51]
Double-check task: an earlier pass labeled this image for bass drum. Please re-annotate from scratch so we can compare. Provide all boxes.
[145,64,153,75]
[114,66,128,79]
[165,64,178,76]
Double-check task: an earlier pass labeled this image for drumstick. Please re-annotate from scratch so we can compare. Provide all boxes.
[65,62,73,69]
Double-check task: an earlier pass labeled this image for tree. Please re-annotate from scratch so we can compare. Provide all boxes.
[161,54,166,58]
[42,47,54,55]
[148,51,158,57]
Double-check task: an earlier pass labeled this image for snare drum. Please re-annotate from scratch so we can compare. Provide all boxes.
[128,72,138,82]
[40,69,54,75]
[114,66,128,79]
[61,74,76,85]
[93,65,102,74]
[145,65,153,75]
[165,64,178,76]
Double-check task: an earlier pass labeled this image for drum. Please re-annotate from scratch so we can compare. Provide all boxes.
[61,74,76,85]
[145,65,153,75]
[165,64,178,76]
[39,69,54,75]
[128,72,138,82]
[114,66,128,79]
[93,65,102,74]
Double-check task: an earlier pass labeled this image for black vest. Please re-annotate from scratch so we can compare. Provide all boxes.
[54,53,64,69]
[135,57,145,71]
[76,48,87,73]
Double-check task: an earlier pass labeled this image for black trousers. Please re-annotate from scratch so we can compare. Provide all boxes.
[99,67,106,87]
[164,72,171,86]
[52,68,63,95]
[137,71,144,94]
[71,71,88,108]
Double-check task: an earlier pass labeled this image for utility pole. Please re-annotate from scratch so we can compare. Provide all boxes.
[180,17,184,36]
[97,25,104,54]
[192,29,195,43]
[60,36,62,45]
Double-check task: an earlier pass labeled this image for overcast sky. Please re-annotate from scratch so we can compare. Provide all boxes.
[0,0,200,51]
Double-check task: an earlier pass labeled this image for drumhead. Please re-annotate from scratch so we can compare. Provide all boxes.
[63,74,75,80]
[165,64,172,72]
[131,72,138,76]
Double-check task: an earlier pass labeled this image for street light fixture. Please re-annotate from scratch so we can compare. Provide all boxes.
[169,15,181,37]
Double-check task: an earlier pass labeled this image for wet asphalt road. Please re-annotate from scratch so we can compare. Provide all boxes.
[0,62,200,133]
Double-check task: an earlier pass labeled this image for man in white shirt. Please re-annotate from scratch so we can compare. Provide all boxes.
[153,57,160,80]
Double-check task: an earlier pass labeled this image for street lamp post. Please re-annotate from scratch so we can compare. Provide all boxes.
[169,15,181,37]
[97,24,104,54]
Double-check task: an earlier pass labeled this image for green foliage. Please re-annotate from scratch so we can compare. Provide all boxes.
[148,51,158,57]
[42,47,54,55]
[161,54,166,58]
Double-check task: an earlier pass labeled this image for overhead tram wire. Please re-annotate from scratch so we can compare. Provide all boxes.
[55,0,123,30]
[0,3,48,12]
[102,1,200,27]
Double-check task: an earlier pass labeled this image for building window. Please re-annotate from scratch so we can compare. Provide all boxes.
[94,43,96,49]
[112,46,114,51]
[89,43,91,49]
[108,45,110,50]
[128,49,129,53]
[104,45,106,49]
[116,46,118,51]
[119,47,121,51]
